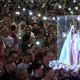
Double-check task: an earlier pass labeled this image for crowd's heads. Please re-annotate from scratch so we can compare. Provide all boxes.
[33,62,44,77]
[5,61,16,73]
[44,67,56,79]
[1,25,9,37]
[22,32,30,42]
[24,27,31,34]
[42,50,54,67]
[3,14,10,26]
[32,23,40,29]
[23,51,32,63]
[34,51,44,62]
[4,46,12,59]
[9,50,18,63]
[10,25,16,31]
[16,68,28,80]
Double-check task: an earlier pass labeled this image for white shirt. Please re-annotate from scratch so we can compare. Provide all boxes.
[1,36,14,47]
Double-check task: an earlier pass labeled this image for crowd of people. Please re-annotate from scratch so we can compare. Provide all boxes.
[0,15,80,80]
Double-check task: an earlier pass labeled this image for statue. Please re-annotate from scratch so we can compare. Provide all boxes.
[59,18,80,66]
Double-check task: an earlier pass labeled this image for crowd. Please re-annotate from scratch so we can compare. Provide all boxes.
[0,15,80,80]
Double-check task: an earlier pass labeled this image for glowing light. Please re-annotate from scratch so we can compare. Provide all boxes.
[73,0,76,3]
[37,13,41,17]
[22,8,26,11]
[52,17,56,20]
[70,11,74,14]
[58,5,62,9]
[42,16,47,20]
[28,11,33,16]
[68,8,71,11]
[75,6,78,10]
[77,16,80,21]
[15,11,20,15]
[36,41,40,46]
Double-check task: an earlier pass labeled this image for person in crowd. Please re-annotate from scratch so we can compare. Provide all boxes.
[44,67,58,80]
[16,68,28,80]
[0,37,6,64]
[70,70,79,80]
[0,61,5,80]
[1,25,14,48]
[4,46,11,60]
[62,70,71,80]
[29,62,44,80]
[17,21,27,39]
[21,25,36,53]
[2,15,11,27]
[42,50,54,69]
[34,51,44,63]
[10,24,19,51]
[32,23,40,37]
[8,50,18,65]
[17,51,32,69]
[3,61,16,80]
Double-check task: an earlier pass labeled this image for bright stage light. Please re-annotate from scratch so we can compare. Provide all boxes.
[52,17,56,20]
[28,11,33,16]
[75,6,78,10]
[36,41,40,46]
[70,11,74,14]
[73,0,76,3]
[22,8,26,11]
[15,11,20,15]
[77,16,80,21]
[58,5,62,9]
[68,8,71,11]
[37,13,41,17]
[42,16,47,20]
